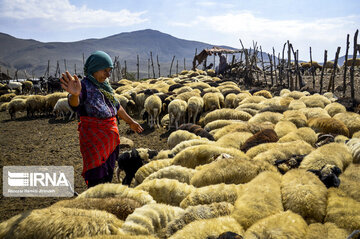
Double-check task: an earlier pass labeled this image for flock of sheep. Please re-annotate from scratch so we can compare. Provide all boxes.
[1,68,360,238]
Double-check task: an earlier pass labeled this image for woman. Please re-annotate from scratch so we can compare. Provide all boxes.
[60,50,143,188]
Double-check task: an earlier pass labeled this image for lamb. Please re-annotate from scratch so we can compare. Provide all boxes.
[144,94,162,128]
[281,169,328,224]
[172,144,248,169]
[307,117,349,137]
[51,197,141,220]
[7,98,26,119]
[187,96,203,123]
[216,131,253,150]
[180,183,242,208]
[203,92,224,112]
[120,203,184,236]
[7,81,22,94]
[325,188,360,234]
[333,112,360,137]
[324,102,347,117]
[0,207,123,239]
[160,202,234,239]
[168,99,188,129]
[346,138,360,164]
[305,222,349,239]
[167,130,202,149]
[116,148,158,186]
[77,183,156,206]
[202,109,252,126]
[240,129,279,153]
[134,158,174,186]
[167,216,244,239]
[53,98,75,120]
[25,95,47,117]
[299,142,353,172]
[135,178,195,206]
[190,153,277,187]
[244,210,308,239]
[170,138,215,156]
[231,171,283,230]
[178,123,214,140]
[338,163,360,201]
[143,165,196,184]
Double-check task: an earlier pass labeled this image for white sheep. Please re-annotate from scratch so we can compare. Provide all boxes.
[187,96,203,124]
[305,222,349,239]
[168,99,187,129]
[170,138,214,156]
[143,165,196,184]
[338,163,360,202]
[7,98,26,119]
[202,108,252,126]
[25,95,47,117]
[167,130,202,149]
[333,112,360,137]
[346,138,360,164]
[144,94,162,128]
[134,159,174,186]
[203,92,224,112]
[7,81,22,94]
[53,98,75,120]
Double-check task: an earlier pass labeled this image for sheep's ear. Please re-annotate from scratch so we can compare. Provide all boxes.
[148,150,158,159]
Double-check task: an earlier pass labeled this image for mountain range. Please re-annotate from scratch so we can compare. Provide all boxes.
[0,29,355,79]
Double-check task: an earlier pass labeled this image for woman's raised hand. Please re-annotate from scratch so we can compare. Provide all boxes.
[60,71,81,96]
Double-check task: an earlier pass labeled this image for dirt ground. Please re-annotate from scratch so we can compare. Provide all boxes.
[0,111,169,223]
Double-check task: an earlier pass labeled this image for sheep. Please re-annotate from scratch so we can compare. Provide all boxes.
[7,98,26,119]
[7,81,22,94]
[25,95,47,117]
[143,94,162,128]
[333,112,360,137]
[170,138,215,156]
[175,90,201,102]
[235,102,265,115]
[248,111,284,125]
[343,58,360,67]
[190,153,277,187]
[167,130,202,149]
[45,92,68,113]
[202,109,252,126]
[187,96,203,123]
[288,99,307,110]
[224,93,237,108]
[52,98,75,120]
[173,86,193,94]
[282,110,308,127]
[233,92,251,107]
[0,92,16,102]
[178,123,214,140]
[278,127,318,146]
[324,102,347,117]
[305,222,349,239]
[282,90,307,99]
[172,144,248,169]
[213,122,274,141]
[253,89,272,98]
[299,94,331,108]
[180,183,241,208]
[168,216,244,239]
[134,158,174,186]
[203,92,224,112]
[299,142,353,172]
[238,95,266,105]
[281,169,328,224]
[0,102,9,112]
[160,202,234,239]
[346,138,360,164]
[244,210,308,239]
[231,171,283,230]
[21,80,33,94]
[168,99,188,129]
[274,120,298,138]
[240,129,279,153]
[0,207,123,239]
[116,148,158,185]
[279,96,294,107]
[135,178,195,206]
[325,188,360,233]
[143,165,196,184]
[120,203,184,236]
[204,119,244,132]
[307,117,349,137]
[216,131,253,150]
[338,163,360,201]
[51,197,141,221]
[77,183,156,206]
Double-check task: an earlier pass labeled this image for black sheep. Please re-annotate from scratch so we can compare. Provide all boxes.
[178,123,215,141]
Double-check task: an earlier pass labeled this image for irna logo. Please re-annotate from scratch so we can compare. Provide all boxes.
[8,171,69,187]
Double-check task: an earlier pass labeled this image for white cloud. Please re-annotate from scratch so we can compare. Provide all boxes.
[0,0,148,29]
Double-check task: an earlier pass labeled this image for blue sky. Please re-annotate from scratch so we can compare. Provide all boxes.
[0,0,359,61]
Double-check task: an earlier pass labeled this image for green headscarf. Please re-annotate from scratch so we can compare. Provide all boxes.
[84,51,119,108]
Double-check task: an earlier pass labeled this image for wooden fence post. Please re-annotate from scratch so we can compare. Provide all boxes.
[273,47,278,85]
[82,53,85,76]
[184,58,186,70]
[137,55,139,80]
[124,60,127,79]
[328,47,341,93]
[320,50,327,94]
[343,34,350,97]
[169,55,175,76]
[148,59,150,78]
[260,46,267,84]
[309,47,315,89]
[176,60,179,74]
[267,53,274,86]
[64,59,67,72]
[150,52,155,78]
[350,29,359,100]
[157,55,160,77]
